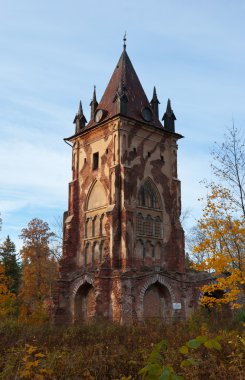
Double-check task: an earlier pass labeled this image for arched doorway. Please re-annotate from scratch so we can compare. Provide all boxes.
[143,282,172,320]
[74,282,96,322]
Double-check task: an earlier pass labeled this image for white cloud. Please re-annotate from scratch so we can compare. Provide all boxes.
[0,0,244,249]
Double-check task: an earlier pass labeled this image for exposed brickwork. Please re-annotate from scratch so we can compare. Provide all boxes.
[55,47,205,324]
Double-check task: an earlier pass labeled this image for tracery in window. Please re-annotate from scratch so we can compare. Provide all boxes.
[137,179,160,209]
[84,180,108,270]
[136,213,144,235]
[154,216,162,238]
[144,215,153,236]
[100,214,107,236]
[86,218,92,238]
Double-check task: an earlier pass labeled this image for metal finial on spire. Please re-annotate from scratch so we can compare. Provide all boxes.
[90,85,98,119]
[123,32,127,50]
[93,85,97,101]
[78,100,83,116]
[166,98,172,114]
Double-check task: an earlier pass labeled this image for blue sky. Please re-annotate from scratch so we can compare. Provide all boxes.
[0,1,245,251]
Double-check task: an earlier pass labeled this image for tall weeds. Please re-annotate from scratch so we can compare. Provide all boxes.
[0,311,244,379]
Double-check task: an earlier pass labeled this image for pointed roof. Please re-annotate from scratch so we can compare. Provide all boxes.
[150,86,160,105]
[85,49,163,129]
[163,99,176,120]
[65,47,183,142]
[78,100,83,115]
[90,85,98,106]
[73,100,87,124]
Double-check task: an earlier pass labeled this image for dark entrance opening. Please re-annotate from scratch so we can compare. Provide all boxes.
[143,282,172,320]
[74,283,96,322]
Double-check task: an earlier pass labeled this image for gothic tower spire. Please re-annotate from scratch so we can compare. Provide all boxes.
[59,45,187,326]
[90,85,98,120]
[162,98,176,132]
[150,86,160,119]
[73,100,87,133]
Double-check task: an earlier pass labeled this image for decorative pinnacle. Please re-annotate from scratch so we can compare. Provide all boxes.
[78,100,83,116]
[123,32,127,50]
[151,86,159,103]
[93,85,97,102]
[166,98,172,114]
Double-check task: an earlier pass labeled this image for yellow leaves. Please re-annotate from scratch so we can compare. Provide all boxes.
[24,360,40,369]
[19,369,31,379]
[35,352,46,358]
[26,344,37,354]
[18,219,58,323]
[193,184,245,308]
[19,345,53,380]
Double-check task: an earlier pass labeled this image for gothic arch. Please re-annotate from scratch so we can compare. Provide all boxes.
[86,180,107,211]
[137,177,162,209]
[139,275,175,304]
[137,275,175,321]
[70,276,95,323]
[71,275,94,299]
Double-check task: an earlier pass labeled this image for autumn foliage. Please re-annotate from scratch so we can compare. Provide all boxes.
[0,263,16,318]
[18,218,58,322]
[193,184,245,308]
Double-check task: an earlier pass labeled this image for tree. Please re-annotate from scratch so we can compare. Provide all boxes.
[50,215,64,261]
[211,124,245,217]
[191,125,245,308]
[19,218,58,322]
[0,236,21,293]
[193,184,245,308]
[0,263,16,318]
[186,225,208,265]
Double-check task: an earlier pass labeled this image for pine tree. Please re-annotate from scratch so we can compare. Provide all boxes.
[0,236,21,293]
[19,218,58,322]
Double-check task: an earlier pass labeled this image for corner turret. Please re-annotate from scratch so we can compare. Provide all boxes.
[73,100,87,133]
[150,86,160,119]
[162,99,176,132]
[90,86,98,120]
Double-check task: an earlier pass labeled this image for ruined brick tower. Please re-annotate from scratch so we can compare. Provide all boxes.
[56,41,191,324]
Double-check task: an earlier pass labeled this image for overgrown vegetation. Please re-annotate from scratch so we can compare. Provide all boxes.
[0,126,244,379]
[0,311,244,379]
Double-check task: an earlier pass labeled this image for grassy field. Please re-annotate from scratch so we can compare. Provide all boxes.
[0,310,244,379]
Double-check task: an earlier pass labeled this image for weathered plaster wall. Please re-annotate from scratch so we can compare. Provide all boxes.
[56,117,188,324]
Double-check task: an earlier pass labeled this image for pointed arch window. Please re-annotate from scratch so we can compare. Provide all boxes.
[137,180,160,209]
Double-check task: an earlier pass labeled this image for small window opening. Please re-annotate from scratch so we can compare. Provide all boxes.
[133,147,137,154]
[148,152,151,157]
[161,155,164,162]
[84,158,87,164]
[93,152,99,170]
[106,148,109,154]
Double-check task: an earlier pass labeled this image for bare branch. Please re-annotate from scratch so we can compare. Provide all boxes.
[211,124,245,218]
